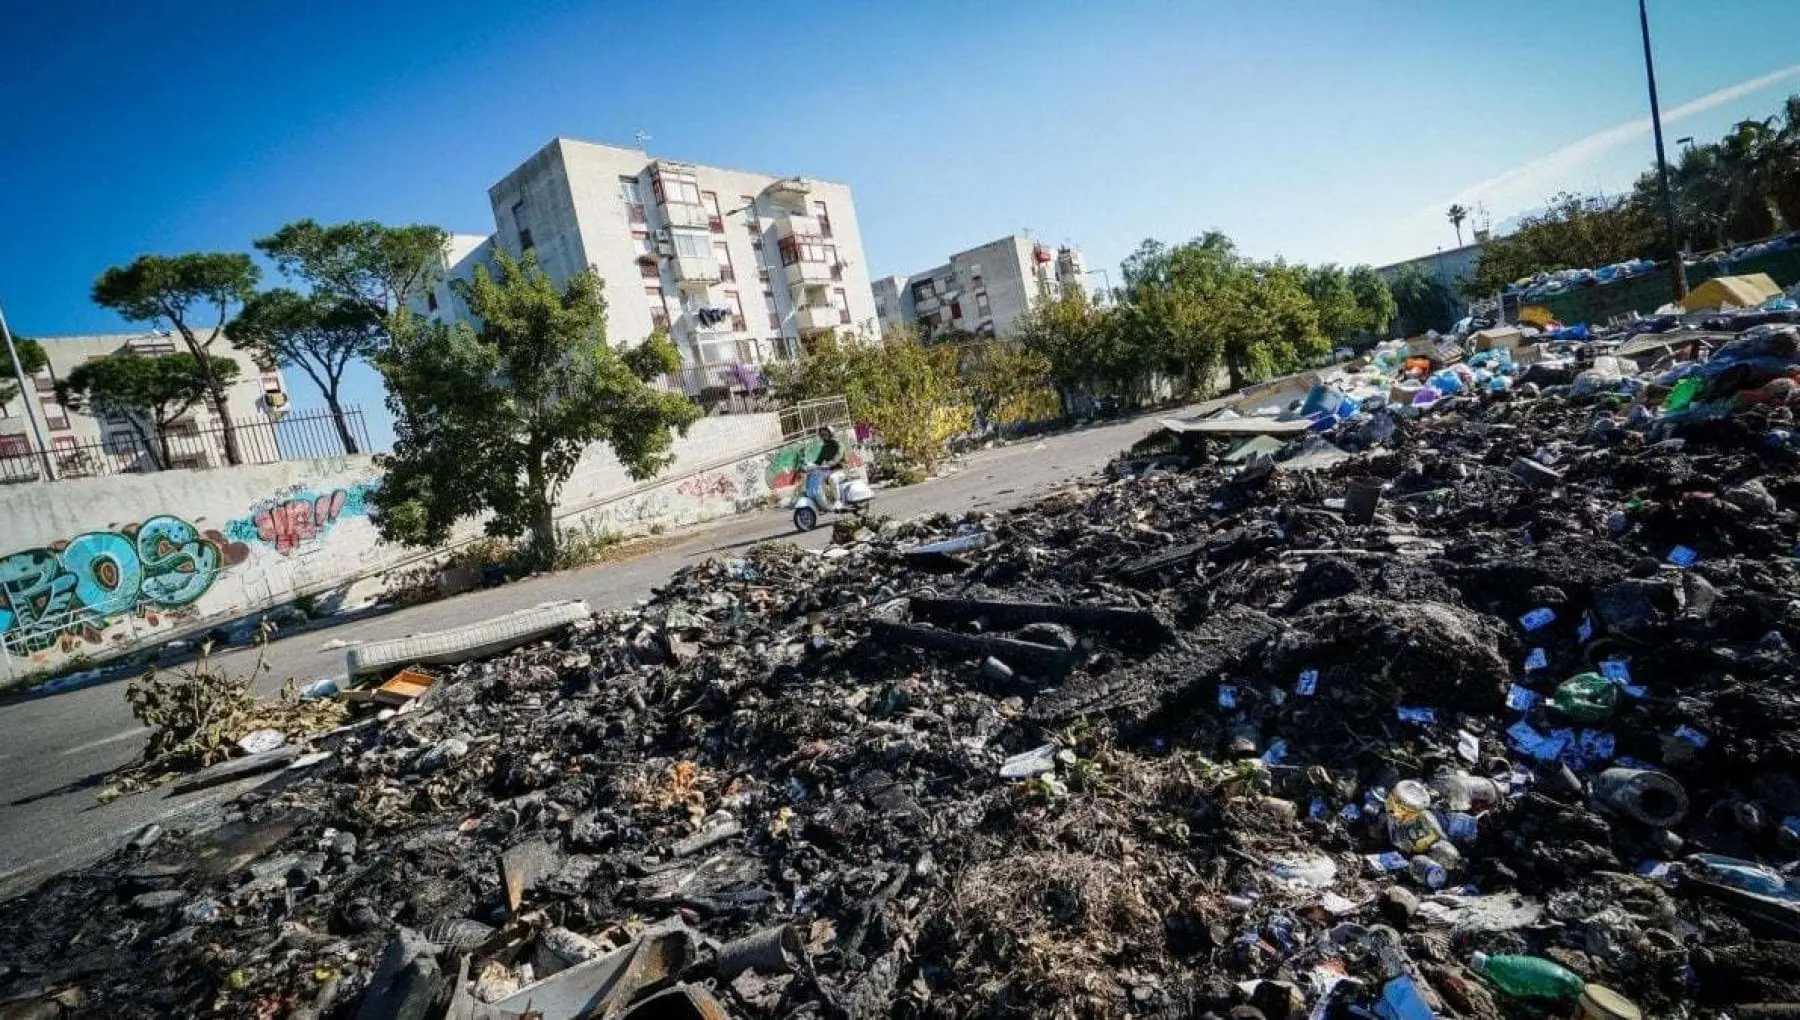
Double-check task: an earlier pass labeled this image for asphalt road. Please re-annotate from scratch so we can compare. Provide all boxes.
[0,408,1189,897]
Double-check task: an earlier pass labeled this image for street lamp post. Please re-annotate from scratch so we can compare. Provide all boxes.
[0,298,56,481]
[1638,0,1688,299]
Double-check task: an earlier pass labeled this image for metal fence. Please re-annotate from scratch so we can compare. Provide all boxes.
[0,406,371,483]
[779,396,851,438]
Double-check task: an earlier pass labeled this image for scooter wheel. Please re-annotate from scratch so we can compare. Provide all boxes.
[793,506,818,532]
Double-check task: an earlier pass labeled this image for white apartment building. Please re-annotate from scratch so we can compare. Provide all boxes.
[873,235,1089,342]
[1,330,287,480]
[428,139,882,390]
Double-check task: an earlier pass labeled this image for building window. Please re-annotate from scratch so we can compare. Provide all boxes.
[619,177,641,204]
[778,236,827,265]
[654,169,702,206]
[672,230,710,260]
[824,244,842,280]
[646,285,670,330]
[740,195,759,233]
[736,338,761,363]
[702,191,724,232]
[0,435,28,456]
[911,279,936,302]
[40,399,69,431]
[813,200,833,238]
[511,201,532,251]
[950,299,962,320]
[976,291,991,317]
[714,242,735,282]
[426,291,439,312]
[832,288,851,325]
[763,289,780,329]
[726,291,746,332]
[634,229,659,277]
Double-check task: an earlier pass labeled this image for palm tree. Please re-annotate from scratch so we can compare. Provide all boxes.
[1447,204,1469,247]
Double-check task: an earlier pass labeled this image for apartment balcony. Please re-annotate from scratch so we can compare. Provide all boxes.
[772,212,822,239]
[914,293,942,315]
[670,255,721,289]
[783,260,835,287]
[662,203,711,230]
[796,303,842,333]
[764,177,812,214]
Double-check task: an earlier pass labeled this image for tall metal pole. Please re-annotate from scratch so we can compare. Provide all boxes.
[1638,0,1688,299]
[0,298,56,481]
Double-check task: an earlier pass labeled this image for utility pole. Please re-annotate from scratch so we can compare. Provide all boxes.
[1638,0,1688,299]
[0,298,56,481]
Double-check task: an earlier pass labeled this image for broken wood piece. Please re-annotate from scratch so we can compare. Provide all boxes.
[169,746,303,794]
[867,619,1077,673]
[908,596,1170,640]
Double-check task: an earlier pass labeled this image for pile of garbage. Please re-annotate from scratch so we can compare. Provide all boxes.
[1508,259,1661,299]
[7,326,1800,1019]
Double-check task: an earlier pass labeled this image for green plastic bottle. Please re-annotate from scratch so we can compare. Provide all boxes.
[1470,953,1585,1001]
[1552,673,1619,722]
[1664,376,1704,411]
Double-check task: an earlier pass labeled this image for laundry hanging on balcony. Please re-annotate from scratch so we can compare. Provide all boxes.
[694,307,734,327]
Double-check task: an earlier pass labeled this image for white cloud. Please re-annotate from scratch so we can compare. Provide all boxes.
[1361,63,1800,264]
[1447,63,1800,213]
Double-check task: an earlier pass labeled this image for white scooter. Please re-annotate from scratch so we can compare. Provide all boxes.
[790,466,875,532]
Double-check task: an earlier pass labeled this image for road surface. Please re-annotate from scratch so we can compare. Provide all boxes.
[0,408,1186,897]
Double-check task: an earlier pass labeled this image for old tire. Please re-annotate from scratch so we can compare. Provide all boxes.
[793,506,818,532]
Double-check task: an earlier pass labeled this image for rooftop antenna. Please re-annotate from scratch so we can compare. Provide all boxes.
[633,128,651,149]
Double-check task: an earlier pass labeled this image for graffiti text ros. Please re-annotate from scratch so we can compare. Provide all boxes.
[227,480,378,556]
[0,517,250,654]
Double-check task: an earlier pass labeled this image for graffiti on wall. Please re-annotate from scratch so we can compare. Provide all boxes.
[764,433,863,491]
[674,473,740,501]
[226,480,379,556]
[0,517,250,654]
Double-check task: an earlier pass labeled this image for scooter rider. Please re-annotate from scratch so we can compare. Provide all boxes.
[808,426,844,508]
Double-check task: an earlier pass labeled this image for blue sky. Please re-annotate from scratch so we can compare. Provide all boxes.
[5,0,1798,450]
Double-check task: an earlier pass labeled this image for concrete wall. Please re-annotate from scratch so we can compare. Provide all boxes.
[0,455,384,680]
[0,413,786,680]
[557,426,861,544]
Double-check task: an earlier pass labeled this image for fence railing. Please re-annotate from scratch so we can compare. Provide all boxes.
[0,406,371,483]
[779,395,851,438]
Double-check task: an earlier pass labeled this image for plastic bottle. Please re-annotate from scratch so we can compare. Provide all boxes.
[1386,780,1432,820]
[1470,953,1585,1001]
[1428,773,1504,812]
[1407,854,1447,889]
[1552,673,1619,723]
[1663,376,1704,411]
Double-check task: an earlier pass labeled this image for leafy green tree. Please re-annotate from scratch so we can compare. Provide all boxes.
[228,289,382,453]
[1302,264,1363,345]
[1390,266,1458,335]
[0,336,46,405]
[372,251,697,564]
[1211,259,1325,389]
[1014,290,1128,407]
[847,336,971,472]
[91,253,260,465]
[254,220,449,328]
[959,341,1060,428]
[1347,265,1398,340]
[57,352,240,469]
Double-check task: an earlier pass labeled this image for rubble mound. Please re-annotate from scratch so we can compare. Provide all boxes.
[1268,595,1512,711]
[6,324,1800,1018]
